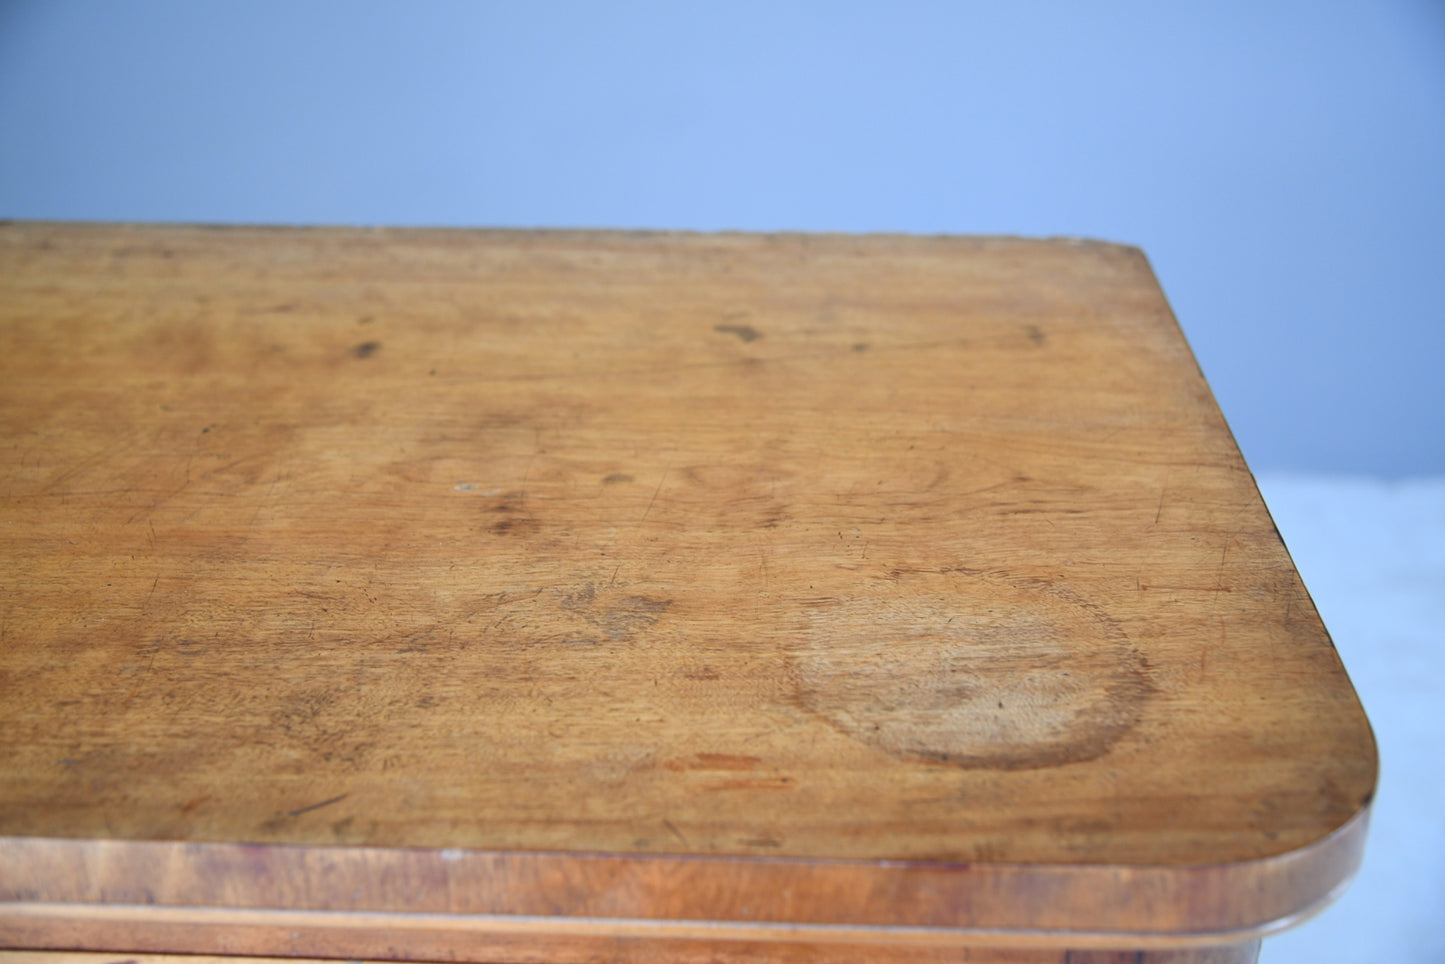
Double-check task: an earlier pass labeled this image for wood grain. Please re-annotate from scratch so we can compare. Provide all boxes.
[0,946,1260,964]
[0,224,1373,956]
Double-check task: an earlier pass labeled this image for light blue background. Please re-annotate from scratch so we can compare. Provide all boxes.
[1,1,1442,473]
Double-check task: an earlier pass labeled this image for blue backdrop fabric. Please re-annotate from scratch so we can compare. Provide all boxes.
[1,1,1442,475]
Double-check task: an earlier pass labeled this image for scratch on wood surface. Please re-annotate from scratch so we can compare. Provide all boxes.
[32,441,119,496]
[179,793,212,814]
[126,455,194,524]
[249,475,280,528]
[396,337,970,387]
[662,818,689,846]
[288,793,349,818]
[641,461,670,523]
[702,776,794,791]
[1139,584,1233,592]
[519,438,538,502]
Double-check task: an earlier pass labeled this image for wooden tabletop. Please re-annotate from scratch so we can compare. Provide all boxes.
[0,223,1374,961]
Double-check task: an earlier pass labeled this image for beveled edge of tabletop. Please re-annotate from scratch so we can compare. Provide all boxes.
[0,802,1369,951]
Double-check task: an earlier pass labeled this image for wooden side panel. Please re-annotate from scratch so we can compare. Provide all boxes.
[0,940,1260,963]
[0,809,1365,939]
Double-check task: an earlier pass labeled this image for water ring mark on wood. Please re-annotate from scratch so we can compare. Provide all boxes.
[790,575,1152,770]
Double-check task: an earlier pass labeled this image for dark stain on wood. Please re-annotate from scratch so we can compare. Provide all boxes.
[714,323,761,343]
[665,753,762,771]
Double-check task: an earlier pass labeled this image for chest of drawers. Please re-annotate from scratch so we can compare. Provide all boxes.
[0,224,1375,963]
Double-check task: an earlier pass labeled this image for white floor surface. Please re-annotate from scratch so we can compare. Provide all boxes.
[1254,474,1445,963]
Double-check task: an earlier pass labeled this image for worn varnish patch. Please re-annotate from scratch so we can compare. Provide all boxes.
[792,574,1151,770]
[535,581,673,646]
